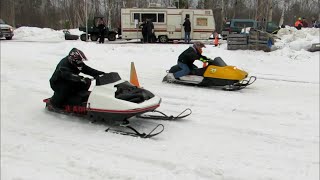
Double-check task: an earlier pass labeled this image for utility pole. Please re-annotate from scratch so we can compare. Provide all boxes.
[85,0,88,41]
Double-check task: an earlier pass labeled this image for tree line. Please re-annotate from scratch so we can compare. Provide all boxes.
[0,0,319,32]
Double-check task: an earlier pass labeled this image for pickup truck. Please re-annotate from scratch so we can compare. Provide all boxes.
[221,19,280,40]
[0,19,14,40]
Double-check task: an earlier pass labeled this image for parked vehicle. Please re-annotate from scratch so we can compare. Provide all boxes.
[79,16,117,42]
[121,7,215,43]
[221,19,280,39]
[0,19,14,40]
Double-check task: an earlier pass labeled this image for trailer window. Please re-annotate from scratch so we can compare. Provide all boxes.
[133,13,140,22]
[196,18,208,26]
[141,13,157,22]
[158,13,165,23]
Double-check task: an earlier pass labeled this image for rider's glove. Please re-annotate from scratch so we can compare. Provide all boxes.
[199,57,208,62]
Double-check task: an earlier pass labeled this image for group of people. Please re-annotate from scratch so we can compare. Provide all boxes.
[294,17,319,30]
[48,41,208,109]
[139,17,192,44]
[96,16,193,44]
[139,19,156,43]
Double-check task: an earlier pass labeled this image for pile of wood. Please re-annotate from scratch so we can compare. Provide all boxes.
[227,28,275,52]
[227,34,248,50]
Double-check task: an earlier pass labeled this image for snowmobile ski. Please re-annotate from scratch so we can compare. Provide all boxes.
[105,120,164,138]
[136,108,192,120]
[222,76,257,91]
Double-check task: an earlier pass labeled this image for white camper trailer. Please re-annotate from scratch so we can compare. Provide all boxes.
[121,8,215,43]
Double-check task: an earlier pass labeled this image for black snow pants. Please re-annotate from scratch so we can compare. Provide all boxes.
[50,81,89,108]
[99,30,105,43]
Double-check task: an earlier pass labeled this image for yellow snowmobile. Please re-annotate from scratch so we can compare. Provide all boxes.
[163,57,256,91]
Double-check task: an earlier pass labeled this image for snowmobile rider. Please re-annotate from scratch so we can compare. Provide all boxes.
[171,41,209,79]
[49,48,105,109]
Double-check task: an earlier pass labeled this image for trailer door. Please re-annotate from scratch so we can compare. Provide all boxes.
[181,11,194,41]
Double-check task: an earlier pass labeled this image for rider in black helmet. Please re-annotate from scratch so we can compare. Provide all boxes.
[49,48,105,109]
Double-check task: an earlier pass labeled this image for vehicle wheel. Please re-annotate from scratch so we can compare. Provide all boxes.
[108,33,116,41]
[90,34,98,41]
[80,34,89,41]
[158,36,168,43]
[5,37,12,40]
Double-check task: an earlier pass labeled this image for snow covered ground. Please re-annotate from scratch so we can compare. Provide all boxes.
[1,27,319,180]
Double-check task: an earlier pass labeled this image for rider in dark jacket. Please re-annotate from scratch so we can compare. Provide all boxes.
[172,42,208,79]
[49,48,104,108]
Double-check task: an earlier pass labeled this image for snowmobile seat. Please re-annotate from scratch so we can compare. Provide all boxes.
[115,81,154,103]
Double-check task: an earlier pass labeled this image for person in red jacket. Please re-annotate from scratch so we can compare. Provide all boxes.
[294,17,303,30]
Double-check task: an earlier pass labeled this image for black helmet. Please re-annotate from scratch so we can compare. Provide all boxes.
[68,48,87,69]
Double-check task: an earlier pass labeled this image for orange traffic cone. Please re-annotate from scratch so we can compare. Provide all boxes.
[130,62,140,87]
[214,33,219,47]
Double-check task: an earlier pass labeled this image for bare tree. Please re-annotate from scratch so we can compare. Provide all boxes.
[278,0,288,26]
[267,0,273,22]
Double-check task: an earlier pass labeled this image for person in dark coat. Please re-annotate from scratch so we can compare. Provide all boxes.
[139,19,148,43]
[183,18,191,43]
[49,48,105,109]
[302,17,309,27]
[97,18,106,43]
[167,42,208,80]
[146,19,155,43]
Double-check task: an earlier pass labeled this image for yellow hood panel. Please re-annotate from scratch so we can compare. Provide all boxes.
[203,65,248,80]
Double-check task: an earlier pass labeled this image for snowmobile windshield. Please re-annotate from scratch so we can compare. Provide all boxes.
[96,72,121,86]
[208,57,227,67]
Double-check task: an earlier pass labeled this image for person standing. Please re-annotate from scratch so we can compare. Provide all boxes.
[139,19,148,43]
[146,19,155,43]
[302,17,309,27]
[294,17,303,30]
[97,18,106,43]
[183,18,191,43]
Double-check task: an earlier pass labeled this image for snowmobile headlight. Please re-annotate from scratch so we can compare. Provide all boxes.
[233,67,237,70]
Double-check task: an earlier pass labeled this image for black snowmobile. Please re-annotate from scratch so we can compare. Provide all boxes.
[163,57,256,91]
[43,72,191,138]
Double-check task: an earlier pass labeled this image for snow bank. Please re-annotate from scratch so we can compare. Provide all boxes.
[275,26,320,51]
[13,26,64,40]
[13,27,82,41]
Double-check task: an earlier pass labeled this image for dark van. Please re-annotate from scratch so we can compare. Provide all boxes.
[221,19,280,39]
